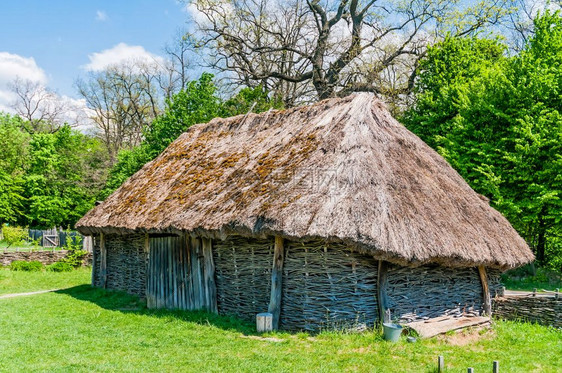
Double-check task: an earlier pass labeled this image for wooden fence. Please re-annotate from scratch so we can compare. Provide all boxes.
[26,228,92,252]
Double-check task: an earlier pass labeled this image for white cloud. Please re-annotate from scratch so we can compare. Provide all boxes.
[0,52,47,85]
[82,43,165,71]
[96,10,108,22]
[0,52,48,113]
[0,52,95,132]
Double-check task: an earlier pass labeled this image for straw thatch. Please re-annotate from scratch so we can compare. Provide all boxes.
[76,93,533,269]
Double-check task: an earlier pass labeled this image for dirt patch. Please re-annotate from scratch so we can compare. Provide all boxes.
[437,325,495,346]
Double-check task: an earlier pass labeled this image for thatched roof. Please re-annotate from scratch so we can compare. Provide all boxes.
[77,93,533,269]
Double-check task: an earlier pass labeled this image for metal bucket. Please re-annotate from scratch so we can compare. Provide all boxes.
[382,323,403,342]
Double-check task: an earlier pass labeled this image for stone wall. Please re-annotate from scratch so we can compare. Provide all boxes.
[493,294,561,328]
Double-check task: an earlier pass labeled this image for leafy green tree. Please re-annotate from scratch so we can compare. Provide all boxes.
[403,36,510,199]
[499,11,562,266]
[143,73,222,158]
[21,126,109,228]
[0,172,25,225]
[0,114,29,225]
[403,12,562,269]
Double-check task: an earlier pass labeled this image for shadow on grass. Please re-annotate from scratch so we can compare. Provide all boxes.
[56,285,258,335]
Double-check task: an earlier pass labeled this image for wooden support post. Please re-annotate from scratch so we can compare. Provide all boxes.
[377,260,389,324]
[144,234,151,307]
[268,236,284,330]
[202,238,218,313]
[438,356,444,373]
[493,360,499,373]
[90,235,96,287]
[478,265,491,316]
[256,312,273,333]
[100,232,107,289]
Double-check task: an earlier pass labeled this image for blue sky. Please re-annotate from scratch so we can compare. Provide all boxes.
[0,0,191,111]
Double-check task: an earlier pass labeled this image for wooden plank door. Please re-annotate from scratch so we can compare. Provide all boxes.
[146,235,217,312]
[147,236,189,309]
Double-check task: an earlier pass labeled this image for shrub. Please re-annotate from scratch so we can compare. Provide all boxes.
[2,225,28,248]
[10,260,43,272]
[62,235,87,268]
[46,261,73,272]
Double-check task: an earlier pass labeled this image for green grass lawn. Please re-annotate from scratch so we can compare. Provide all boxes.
[0,269,560,372]
[0,267,91,295]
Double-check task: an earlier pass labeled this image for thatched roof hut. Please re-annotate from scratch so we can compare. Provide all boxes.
[77,93,533,331]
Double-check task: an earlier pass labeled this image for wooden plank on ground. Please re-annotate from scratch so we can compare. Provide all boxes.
[406,316,490,338]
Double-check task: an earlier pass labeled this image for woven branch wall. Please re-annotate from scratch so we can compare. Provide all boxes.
[92,231,504,331]
[213,236,273,321]
[386,265,484,322]
[493,295,561,328]
[93,233,147,297]
[280,241,379,331]
[488,269,503,297]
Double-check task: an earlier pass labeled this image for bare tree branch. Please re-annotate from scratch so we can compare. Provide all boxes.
[188,0,513,108]
[9,78,80,133]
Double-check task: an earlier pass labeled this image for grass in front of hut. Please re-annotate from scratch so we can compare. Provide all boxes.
[0,267,91,295]
[0,270,559,372]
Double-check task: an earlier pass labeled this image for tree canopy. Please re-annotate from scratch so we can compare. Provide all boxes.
[0,114,109,228]
[403,11,562,269]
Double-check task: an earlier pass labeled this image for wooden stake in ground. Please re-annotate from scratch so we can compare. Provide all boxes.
[438,356,444,372]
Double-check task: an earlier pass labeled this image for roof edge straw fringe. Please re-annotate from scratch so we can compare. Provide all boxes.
[76,93,534,270]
